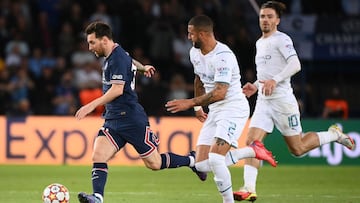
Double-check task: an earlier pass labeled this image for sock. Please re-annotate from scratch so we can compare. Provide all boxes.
[195,148,256,173]
[243,165,258,193]
[317,131,338,145]
[189,155,195,167]
[209,153,234,203]
[160,152,190,169]
[195,160,211,172]
[94,193,103,203]
[225,147,255,165]
[92,163,108,197]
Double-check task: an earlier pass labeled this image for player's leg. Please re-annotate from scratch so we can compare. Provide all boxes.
[283,125,355,156]
[275,105,354,156]
[142,150,195,170]
[209,137,234,203]
[131,126,198,172]
[276,110,326,156]
[233,98,273,202]
[190,144,210,180]
[233,127,267,202]
[191,114,217,180]
[79,125,122,203]
[224,140,276,167]
[209,118,246,203]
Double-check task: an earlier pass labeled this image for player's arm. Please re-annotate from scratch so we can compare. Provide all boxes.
[194,74,205,97]
[75,83,124,119]
[260,55,301,96]
[272,55,301,83]
[271,36,301,84]
[165,81,228,113]
[193,82,228,106]
[193,75,207,121]
[132,59,155,77]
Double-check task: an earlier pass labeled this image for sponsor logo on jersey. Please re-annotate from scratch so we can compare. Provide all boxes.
[285,44,294,51]
[112,74,123,80]
[217,66,229,76]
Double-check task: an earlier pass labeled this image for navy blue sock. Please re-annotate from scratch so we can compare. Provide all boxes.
[160,152,190,169]
[92,163,108,196]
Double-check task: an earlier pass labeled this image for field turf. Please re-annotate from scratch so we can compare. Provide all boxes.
[1,165,359,203]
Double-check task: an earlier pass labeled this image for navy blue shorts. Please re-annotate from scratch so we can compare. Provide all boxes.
[98,119,160,158]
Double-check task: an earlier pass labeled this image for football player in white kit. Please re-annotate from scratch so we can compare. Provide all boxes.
[166,15,276,203]
[233,1,356,202]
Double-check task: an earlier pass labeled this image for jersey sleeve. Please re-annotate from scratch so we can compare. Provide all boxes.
[108,57,126,85]
[213,52,232,84]
[277,34,298,61]
[189,47,197,74]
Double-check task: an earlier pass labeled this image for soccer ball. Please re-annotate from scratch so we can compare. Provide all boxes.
[42,183,70,203]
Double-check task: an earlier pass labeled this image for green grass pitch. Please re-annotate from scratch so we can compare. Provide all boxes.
[1,165,359,203]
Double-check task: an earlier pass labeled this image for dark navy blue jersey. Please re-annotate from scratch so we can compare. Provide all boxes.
[102,44,145,119]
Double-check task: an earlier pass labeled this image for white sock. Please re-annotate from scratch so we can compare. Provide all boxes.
[317,131,338,145]
[225,147,255,165]
[243,165,258,193]
[94,193,103,203]
[209,153,234,203]
[195,160,211,172]
[189,155,195,167]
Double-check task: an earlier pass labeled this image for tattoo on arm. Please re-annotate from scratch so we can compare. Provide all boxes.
[194,75,205,97]
[193,82,228,106]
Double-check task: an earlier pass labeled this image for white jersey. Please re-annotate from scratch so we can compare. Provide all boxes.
[189,41,248,115]
[255,31,298,99]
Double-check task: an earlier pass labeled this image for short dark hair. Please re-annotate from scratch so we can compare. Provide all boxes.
[261,1,286,18]
[85,21,113,40]
[188,15,214,32]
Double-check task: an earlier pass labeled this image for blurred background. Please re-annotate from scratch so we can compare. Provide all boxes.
[0,0,359,119]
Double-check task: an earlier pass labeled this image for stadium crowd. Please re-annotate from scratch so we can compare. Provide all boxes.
[0,0,358,118]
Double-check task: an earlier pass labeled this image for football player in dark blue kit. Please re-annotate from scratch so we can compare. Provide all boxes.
[75,21,206,203]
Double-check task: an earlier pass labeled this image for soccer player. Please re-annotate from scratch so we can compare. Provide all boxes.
[75,21,205,203]
[165,15,276,203]
[233,1,356,201]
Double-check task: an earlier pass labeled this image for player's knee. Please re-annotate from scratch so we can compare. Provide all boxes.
[144,161,161,170]
[245,139,253,146]
[289,148,306,157]
[246,137,259,146]
[92,151,108,162]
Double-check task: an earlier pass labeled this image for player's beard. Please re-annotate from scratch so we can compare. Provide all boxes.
[94,50,104,57]
[261,24,270,33]
[193,40,202,49]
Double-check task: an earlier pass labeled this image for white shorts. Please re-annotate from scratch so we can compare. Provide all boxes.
[250,94,302,136]
[197,109,249,148]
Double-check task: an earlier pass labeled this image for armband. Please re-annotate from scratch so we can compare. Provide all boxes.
[193,106,202,111]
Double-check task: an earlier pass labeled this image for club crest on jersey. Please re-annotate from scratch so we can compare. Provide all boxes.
[193,60,200,66]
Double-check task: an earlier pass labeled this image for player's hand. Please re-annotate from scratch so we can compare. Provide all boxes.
[195,109,207,122]
[165,99,193,113]
[143,65,156,77]
[242,82,257,97]
[75,104,95,120]
[260,79,276,96]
